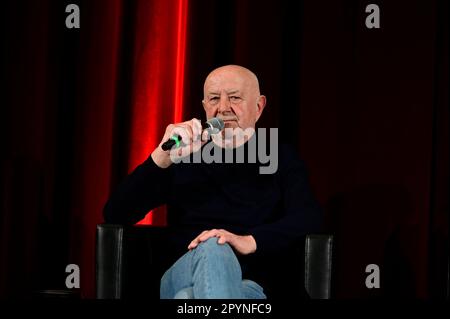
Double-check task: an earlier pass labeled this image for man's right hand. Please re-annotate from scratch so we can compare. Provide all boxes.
[151,118,208,168]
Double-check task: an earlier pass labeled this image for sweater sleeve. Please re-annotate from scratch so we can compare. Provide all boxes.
[248,145,323,255]
[103,156,172,224]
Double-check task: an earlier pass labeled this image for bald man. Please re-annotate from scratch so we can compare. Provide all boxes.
[104,65,322,299]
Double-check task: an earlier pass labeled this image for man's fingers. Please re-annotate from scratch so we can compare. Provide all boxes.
[201,130,210,142]
[172,126,192,145]
[191,139,204,153]
[197,230,218,243]
[217,235,228,245]
[192,118,202,141]
[188,229,226,250]
[188,230,208,249]
[192,230,208,244]
[187,229,254,255]
[188,240,198,250]
[162,119,207,158]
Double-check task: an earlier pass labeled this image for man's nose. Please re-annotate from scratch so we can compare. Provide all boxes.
[218,95,231,113]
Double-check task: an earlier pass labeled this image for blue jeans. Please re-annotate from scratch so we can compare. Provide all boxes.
[160,237,266,299]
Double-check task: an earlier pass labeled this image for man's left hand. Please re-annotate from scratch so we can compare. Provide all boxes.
[188,229,257,255]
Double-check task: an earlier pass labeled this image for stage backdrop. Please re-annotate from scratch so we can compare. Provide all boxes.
[1,0,448,298]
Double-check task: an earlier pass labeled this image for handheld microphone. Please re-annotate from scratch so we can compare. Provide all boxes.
[161,117,225,151]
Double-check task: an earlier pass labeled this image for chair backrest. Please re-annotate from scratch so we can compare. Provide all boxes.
[304,234,333,299]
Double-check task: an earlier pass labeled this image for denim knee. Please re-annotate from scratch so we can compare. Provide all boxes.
[194,237,234,258]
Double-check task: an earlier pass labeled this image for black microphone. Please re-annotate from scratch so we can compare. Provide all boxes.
[161,117,225,151]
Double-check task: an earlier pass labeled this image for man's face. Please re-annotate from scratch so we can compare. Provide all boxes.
[202,68,265,131]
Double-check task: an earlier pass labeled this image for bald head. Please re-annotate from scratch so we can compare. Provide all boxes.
[203,65,261,97]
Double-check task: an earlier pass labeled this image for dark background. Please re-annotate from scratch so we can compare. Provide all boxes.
[1,0,448,299]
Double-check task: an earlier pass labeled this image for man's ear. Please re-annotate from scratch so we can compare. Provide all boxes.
[255,95,267,122]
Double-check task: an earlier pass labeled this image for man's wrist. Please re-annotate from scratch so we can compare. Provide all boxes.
[151,147,173,168]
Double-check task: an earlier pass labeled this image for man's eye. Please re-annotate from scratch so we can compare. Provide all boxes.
[210,97,219,101]
[230,96,241,101]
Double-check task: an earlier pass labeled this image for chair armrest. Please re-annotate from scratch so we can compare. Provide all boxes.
[96,224,124,299]
[304,234,333,299]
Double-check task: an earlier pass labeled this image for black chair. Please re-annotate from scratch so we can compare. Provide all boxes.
[96,224,333,299]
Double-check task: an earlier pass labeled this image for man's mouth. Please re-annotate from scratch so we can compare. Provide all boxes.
[223,120,238,127]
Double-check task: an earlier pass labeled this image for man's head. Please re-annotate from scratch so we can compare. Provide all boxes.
[202,65,266,131]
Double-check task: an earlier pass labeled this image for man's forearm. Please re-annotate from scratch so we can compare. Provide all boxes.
[103,156,171,224]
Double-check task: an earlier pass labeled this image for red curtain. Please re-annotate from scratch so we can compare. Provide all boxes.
[295,1,443,298]
[129,0,188,226]
[66,0,122,299]
[1,0,188,298]
[70,0,188,296]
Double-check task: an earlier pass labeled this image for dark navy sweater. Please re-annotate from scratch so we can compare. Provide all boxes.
[103,138,322,297]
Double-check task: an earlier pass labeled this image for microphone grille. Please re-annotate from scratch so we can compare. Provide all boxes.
[206,117,225,134]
